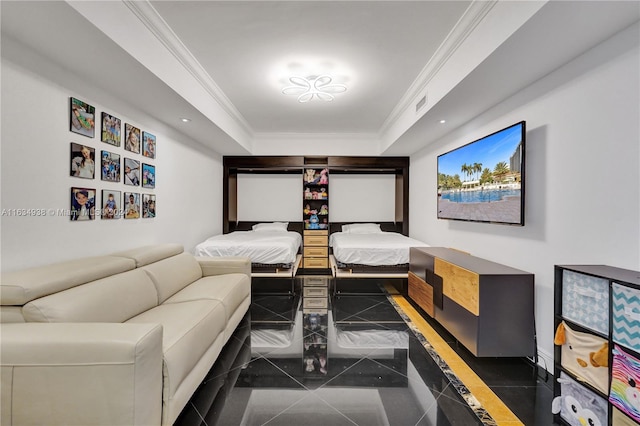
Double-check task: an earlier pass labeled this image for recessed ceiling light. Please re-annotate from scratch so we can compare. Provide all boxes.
[180,118,191,123]
[440,120,446,124]
[282,75,347,103]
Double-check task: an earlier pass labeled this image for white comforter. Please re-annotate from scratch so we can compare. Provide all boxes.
[195,231,302,264]
[329,231,428,266]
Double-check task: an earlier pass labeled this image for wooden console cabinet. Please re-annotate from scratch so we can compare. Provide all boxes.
[409,247,535,357]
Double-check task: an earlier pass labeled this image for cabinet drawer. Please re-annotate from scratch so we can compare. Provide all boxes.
[304,230,328,236]
[408,271,434,317]
[556,372,608,426]
[304,257,328,268]
[557,321,609,393]
[562,270,609,334]
[612,283,640,352]
[435,258,479,316]
[304,246,328,257]
[304,236,328,246]
[303,287,328,298]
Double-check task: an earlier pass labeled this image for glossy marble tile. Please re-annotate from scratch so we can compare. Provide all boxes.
[174,277,553,426]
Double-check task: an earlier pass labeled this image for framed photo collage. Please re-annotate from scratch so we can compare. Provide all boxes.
[69,97,156,221]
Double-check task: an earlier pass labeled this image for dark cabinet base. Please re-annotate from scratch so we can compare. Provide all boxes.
[409,247,535,357]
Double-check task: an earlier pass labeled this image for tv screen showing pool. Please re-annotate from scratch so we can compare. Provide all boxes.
[437,121,526,225]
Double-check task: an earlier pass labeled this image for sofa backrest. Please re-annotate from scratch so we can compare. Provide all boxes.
[141,253,203,303]
[0,256,135,306]
[22,269,158,323]
[110,243,184,268]
[110,244,203,303]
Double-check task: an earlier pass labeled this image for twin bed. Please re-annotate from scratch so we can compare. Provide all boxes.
[195,221,427,278]
[195,222,303,277]
[328,222,428,277]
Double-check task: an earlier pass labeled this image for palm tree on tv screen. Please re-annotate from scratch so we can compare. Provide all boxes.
[493,161,510,183]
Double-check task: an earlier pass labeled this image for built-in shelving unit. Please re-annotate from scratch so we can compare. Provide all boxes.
[223,156,409,235]
[302,161,330,269]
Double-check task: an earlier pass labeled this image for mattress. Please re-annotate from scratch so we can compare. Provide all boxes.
[329,231,427,266]
[195,231,302,265]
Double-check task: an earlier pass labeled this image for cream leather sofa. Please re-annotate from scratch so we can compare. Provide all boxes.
[0,244,251,426]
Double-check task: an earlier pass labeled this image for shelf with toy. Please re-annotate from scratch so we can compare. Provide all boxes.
[303,168,329,186]
[303,187,328,200]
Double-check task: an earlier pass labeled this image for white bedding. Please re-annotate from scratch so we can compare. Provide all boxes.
[195,231,302,265]
[329,231,428,266]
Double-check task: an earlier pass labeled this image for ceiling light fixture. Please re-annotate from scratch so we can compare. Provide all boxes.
[180,118,191,123]
[282,75,347,103]
[440,119,446,124]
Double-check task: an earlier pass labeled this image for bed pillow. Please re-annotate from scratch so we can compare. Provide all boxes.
[342,223,382,234]
[252,222,289,232]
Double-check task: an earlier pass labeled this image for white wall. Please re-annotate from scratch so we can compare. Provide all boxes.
[409,23,640,369]
[1,44,224,272]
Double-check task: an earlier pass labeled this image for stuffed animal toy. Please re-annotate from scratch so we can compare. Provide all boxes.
[554,321,609,393]
[304,188,312,199]
[319,168,328,184]
[320,188,327,198]
[552,372,607,426]
[305,169,317,183]
[312,191,319,200]
[610,344,640,423]
[304,204,311,215]
[308,214,320,229]
[319,204,328,215]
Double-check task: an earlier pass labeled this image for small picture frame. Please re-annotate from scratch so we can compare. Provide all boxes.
[142,131,156,159]
[123,192,140,219]
[101,112,121,146]
[124,123,141,154]
[70,97,95,138]
[123,158,140,186]
[70,187,96,221]
[70,143,95,179]
[143,194,156,218]
[101,189,121,219]
[100,150,121,182]
[142,163,155,189]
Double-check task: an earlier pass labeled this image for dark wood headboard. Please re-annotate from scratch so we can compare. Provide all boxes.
[227,221,304,236]
[329,221,405,235]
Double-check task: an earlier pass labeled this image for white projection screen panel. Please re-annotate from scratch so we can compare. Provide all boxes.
[329,174,395,222]
[237,174,301,222]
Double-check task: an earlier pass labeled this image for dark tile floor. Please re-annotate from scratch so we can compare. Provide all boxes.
[174,277,554,425]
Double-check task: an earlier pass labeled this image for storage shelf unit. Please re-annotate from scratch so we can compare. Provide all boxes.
[554,265,640,426]
[409,247,535,357]
[302,165,329,269]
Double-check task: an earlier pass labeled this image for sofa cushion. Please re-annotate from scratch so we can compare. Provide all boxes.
[111,243,184,267]
[163,274,250,325]
[0,256,135,306]
[22,269,158,323]
[126,300,226,400]
[141,253,203,303]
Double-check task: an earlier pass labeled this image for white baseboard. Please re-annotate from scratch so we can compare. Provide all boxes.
[535,347,554,374]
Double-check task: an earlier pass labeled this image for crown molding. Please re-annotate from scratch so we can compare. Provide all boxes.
[379,0,497,135]
[122,0,254,137]
[252,132,380,142]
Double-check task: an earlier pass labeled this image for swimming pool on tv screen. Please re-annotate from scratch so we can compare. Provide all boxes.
[440,188,520,203]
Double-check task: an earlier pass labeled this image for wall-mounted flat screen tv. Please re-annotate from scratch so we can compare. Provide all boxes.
[437,121,526,226]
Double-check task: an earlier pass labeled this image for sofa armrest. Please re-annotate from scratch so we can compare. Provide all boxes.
[196,256,251,278]
[1,323,163,426]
